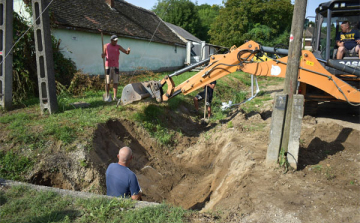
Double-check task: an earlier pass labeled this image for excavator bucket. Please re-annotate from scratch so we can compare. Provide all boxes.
[120,58,211,106]
[120,81,162,105]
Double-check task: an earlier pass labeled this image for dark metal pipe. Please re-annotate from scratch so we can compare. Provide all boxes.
[169,58,210,78]
[327,59,360,77]
[261,46,289,55]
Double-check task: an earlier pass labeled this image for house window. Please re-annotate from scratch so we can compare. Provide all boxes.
[174,45,177,53]
[72,37,77,41]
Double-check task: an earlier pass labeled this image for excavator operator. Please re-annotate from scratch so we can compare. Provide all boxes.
[336,21,360,59]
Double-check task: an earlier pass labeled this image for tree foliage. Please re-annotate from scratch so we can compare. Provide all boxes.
[152,0,202,38]
[209,0,293,47]
[196,4,222,42]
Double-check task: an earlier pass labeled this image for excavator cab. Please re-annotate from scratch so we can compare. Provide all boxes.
[299,0,360,112]
[311,0,360,64]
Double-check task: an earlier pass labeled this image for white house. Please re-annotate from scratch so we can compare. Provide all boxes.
[14,0,187,75]
[303,26,314,51]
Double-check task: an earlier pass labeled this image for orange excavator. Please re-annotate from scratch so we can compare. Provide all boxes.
[120,0,360,109]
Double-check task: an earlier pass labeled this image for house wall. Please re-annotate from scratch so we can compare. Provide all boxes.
[51,29,186,75]
[13,2,186,74]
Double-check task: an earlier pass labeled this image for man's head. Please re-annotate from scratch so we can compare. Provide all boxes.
[110,35,118,45]
[340,21,351,33]
[117,147,133,166]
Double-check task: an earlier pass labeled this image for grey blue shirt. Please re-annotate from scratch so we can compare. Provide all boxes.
[106,163,141,198]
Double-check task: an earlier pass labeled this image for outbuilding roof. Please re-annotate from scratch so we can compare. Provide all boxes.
[49,0,185,46]
[165,22,201,43]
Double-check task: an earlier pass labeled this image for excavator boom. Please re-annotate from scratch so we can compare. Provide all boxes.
[120,40,360,106]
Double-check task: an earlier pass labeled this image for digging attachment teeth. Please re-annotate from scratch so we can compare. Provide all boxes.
[120,81,162,105]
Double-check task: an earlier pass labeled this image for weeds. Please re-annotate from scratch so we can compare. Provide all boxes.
[0,186,189,222]
[0,150,34,181]
[313,164,322,173]
[243,123,266,131]
[311,164,336,180]
[325,167,335,180]
[133,104,175,145]
[79,159,88,168]
[122,203,185,223]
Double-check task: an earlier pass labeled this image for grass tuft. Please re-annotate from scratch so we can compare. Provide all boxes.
[0,150,34,181]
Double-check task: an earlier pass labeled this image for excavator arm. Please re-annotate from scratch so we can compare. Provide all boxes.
[120,40,360,105]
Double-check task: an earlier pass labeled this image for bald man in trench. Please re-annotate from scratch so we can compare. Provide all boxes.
[106,147,142,200]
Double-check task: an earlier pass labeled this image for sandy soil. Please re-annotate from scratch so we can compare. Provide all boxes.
[86,102,359,222]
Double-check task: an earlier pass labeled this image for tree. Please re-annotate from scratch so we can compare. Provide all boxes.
[152,0,202,39]
[196,4,222,42]
[209,0,293,47]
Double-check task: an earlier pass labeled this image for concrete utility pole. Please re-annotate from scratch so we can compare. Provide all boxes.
[266,0,307,170]
[280,0,307,168]
[32,0,58,114]
[0,0,13,110]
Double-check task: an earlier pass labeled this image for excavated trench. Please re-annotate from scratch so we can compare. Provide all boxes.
[27,108,274,210]
[27,101,360,215]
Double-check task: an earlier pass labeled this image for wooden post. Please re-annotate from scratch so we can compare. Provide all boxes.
[279,0,307,165]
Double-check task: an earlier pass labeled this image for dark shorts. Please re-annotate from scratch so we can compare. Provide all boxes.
[195,91,213,105]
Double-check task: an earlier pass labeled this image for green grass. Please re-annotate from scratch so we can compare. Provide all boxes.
[242,93,272,113]
[0,185,189,223]
[132,104,175,145]
[243,123,266,132]
[0,150,34,181]
[1,71,278,146]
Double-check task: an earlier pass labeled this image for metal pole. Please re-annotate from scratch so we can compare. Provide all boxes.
[251,75,254,97]
[204,86,207,119]
[326,8,331,60]
[279,0,307,164]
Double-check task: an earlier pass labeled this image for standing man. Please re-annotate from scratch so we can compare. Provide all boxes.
[193,81,217,119]
[106,147,142,200]
[101,35,131,100]
[336,21,360,59]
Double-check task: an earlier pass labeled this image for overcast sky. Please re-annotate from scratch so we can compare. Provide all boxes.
[125,0,325,19]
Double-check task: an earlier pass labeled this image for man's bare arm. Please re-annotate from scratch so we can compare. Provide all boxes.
[207,83,216,89]
[131,192,142,200]
[119,46,131,54]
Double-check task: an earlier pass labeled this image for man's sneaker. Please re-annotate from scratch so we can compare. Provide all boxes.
[113,97,118,101]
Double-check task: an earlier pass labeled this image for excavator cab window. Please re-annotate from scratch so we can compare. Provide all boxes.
[313,1,360,60]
